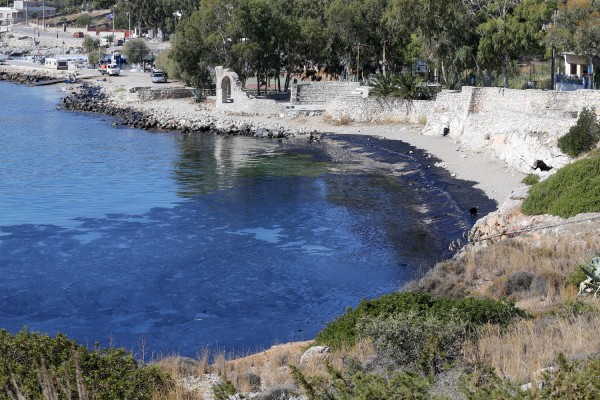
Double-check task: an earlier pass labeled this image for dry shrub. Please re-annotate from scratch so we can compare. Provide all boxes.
[372,116,403,125]
[464,304,600,383]
[334,115,352,126]
[188,339,376,396]
[408,230,600,310]
[321,113,352,126]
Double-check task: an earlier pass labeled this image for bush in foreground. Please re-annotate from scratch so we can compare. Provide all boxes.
[463,353,600,399]
[314,292,524,350]
[521,155,600,218]
[0,327,171,399]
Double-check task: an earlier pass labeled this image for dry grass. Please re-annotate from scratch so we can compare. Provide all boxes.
[371,116,405,125]
[418,115,427,125]
[158,339,375,398]
[322,113,353,126]
[464,304,600,383]
[408,230,600,311]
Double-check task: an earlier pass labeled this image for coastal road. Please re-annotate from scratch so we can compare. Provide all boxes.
[11,25,84,47]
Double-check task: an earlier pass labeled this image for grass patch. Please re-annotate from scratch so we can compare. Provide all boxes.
[521,155,600,218]
[521,174,540,185]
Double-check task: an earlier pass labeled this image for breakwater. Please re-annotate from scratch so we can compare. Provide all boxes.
[0,65,68,84]
[60,83,320,140]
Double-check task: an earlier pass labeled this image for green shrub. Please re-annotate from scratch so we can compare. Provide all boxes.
[213,376,237,400]
[521,155,600,217]
[550,300,596,320]
[557,107,600,158]
[462,354,600,399]
[0,327,171,399]
[567,267,588,290]
[314,292,524,349]
[290,363,431,400]
[521,174,540,185]
[360,313,469,375]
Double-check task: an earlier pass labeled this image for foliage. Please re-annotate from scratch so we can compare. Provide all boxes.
[212,375,237,400]
[460,363,518,399]
[154,48,181,79]
[87,50,100,66]
[0,327,171,399]
[370,73,398,97]
[290,362,431,400]
[82,36,100,53]
[163,0,558,89]
[557,108,600,158]
[462,353,600,399]
[369,73,431,100]
[568,267,589,290]
[75,14,92,27]
[314,292,524,350]
[551,300,597,320]
[521,155,600,218]
[123,39,151,65]
[521,174,540,185]
[360,312,469,375]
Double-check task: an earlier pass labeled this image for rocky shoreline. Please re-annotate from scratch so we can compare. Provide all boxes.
[60,82,322,140]
[0,65,69,85]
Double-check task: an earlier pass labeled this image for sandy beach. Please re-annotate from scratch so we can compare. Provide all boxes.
[66,67,524,206]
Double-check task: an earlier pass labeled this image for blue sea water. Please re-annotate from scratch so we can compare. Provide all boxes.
[0,81,482,358]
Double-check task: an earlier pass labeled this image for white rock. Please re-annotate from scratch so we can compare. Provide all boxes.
[300,346,331,364]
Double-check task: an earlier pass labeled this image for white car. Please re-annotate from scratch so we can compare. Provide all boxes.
[106,64,121,76]
[151,71,167,83]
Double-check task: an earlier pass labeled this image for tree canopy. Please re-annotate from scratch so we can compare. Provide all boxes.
[165,0,573,89]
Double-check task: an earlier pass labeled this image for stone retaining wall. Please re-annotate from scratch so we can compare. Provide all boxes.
[130,86,195,102]
[323,85,600,174]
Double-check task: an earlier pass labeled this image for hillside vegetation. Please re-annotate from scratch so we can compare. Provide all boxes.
[522,154,600,218]
[0,328,171,399]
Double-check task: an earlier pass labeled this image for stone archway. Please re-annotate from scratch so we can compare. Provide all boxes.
[221,76,232,103]
[215,66,250,108]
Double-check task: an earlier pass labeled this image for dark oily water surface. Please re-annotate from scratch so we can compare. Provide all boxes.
[0,82,490,357]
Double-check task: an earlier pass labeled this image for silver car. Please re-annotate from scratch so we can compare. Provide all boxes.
[151,71,167,83]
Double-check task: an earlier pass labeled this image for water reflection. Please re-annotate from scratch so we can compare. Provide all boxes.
[173,134,328,197]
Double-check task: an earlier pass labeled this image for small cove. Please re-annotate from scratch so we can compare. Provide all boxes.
[0,81,494,357]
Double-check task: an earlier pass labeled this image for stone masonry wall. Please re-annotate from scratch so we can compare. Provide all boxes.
[324,85,600,174]
[423,87,600,173]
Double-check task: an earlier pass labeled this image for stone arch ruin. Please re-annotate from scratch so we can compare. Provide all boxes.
[215,66,246,106]
[220,75,232,103]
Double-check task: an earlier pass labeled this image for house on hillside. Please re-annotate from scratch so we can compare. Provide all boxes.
[0,1,56,25]
[556,52,595,91]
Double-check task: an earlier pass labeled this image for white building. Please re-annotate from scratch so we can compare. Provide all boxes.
[562,53,589,78]
[0,1,56,25]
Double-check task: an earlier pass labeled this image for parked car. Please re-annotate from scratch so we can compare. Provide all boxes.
[151,71,167,83]
[98,63,121,76]
[72,32,84,38]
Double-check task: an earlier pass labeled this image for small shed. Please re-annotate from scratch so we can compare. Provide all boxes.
[562,52,589,77]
